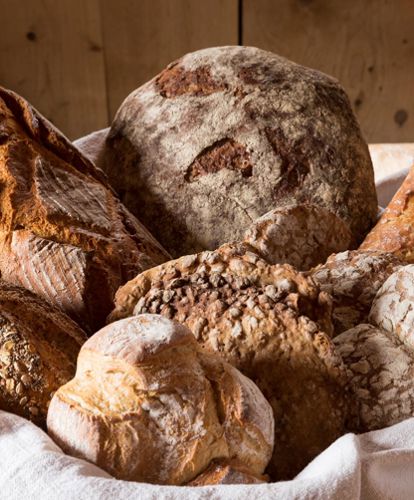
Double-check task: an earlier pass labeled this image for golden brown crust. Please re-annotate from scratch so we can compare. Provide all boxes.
[0,281,86,427]
[47,314,274,485]
[188,459,267,485]
[109,243,349,480]
[361,162,414,261]
[0,87,169,332]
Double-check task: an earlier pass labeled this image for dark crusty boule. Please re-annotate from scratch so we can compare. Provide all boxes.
[103,46,377,257]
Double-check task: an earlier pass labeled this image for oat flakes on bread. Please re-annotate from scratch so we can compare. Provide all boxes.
[243,203,353,270]
[0,281,86,427]
[0,87,169,333]
[109,243,348,480]
[103,45,377,257]
[47,314,274,485]
[310,250,402,334]
[334,324,414,432]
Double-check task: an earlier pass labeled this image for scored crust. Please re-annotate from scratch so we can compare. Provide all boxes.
[109,243,348,480]
[47,314,274,486]
[0,281,86,427]
[0,87,169,332]
[310,250,402,334]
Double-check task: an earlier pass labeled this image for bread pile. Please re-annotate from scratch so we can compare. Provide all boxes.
[1,45,414,487]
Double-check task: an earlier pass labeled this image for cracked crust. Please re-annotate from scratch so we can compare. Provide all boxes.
[188,459,267,485]
[108,243,348,480]
[104,46,377,257]
[47,314,274,486]
[310,250,402,334]
[244,204,353,270]
[369,265,414,350]
[334,324,414,432]
[0,281,86,428]
[0,87,169,332]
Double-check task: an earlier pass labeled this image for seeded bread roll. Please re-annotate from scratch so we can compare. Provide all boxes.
[0,87,169,333]
[369,265,414,350]
[47,314,274,485]
[310,250,402,334]
[0,281,86,427]
[334,324,414,432]
[188,459,266,486]
[103,46,377,257]
[243,204,353,270]
[109,243,348,480]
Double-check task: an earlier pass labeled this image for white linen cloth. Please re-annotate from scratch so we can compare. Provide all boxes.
[0,143,413,500]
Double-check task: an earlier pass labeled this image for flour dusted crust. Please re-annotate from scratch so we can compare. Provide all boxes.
[109,243,348,480]
[188,459,266,485]
[0,281,86,427]
[369,265,414,350]
[104,46,377,257]
[0,87,169,332]
[244,204,353,270]
[334,324,414,432]
[361,163,414,262]
[73,128,108,171]
[47,314,274,486]
[311,250,402,334]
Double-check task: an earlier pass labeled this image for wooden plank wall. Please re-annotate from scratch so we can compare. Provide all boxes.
[0,0,412,143]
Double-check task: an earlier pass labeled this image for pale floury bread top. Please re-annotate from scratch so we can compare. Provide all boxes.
[103,45,377,257]
[47,314,274,486]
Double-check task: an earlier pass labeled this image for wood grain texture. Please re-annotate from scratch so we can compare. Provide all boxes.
[0,0,107,139]
[243,0,414,143]
[100,0,239,120]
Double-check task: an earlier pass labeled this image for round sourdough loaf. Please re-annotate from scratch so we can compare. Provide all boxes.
[334,324,414,432]
[108,243,348,480]
[104,46,377,257]
[311,250,402,334]
[0,281,86,427]
[369,265,414,350]
[47,314,274,486]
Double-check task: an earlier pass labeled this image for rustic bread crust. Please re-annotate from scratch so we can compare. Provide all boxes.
[188,459,267,485]
[369,265,414,350]
[47,314,274,485]
[334,324,414,432]
[108,243,348,480]
[0,87,169,332]
[243,204,353,270]
[310,250,402,334]
[0,281,86,427]
[104,46,377,257]
[361,162,414,261]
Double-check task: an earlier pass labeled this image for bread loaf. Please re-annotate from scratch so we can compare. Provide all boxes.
[369,265,414,350]
[103,46,377,257]
[334,324,414,432]
[243,204,353,270]
[0,87,169,332]
[109,243,348,480]
[0,281,86,427]
[361,162,414,261]
[47,314,274,485]
[311,250,402,334]
[188,459,266,485]
[73,128,108,171]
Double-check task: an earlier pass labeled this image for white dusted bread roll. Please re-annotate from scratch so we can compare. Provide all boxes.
[47,314,274,485]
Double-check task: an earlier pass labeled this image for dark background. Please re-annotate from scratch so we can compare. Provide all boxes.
[0,0,413,142]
